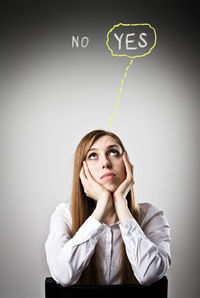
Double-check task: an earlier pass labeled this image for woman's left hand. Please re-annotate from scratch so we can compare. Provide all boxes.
[113,152,135,200]
[112,153,135,223]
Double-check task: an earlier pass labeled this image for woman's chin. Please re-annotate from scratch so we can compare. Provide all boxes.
[104,183,118,193]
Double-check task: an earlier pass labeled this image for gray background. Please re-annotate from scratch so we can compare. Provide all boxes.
[0,1,199,298]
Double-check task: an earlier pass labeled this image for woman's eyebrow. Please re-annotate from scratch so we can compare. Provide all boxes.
[88,144,121,152]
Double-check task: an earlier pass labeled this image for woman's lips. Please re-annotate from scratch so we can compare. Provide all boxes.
[100,173,116,180]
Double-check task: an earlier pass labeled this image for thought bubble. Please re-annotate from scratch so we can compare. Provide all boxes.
[106,23,157,59]
[106,23,157,128]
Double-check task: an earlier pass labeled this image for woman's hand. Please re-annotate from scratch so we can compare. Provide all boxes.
[79,161,110,201]
[113,153,135,223]
[79,161,113,223]
[113,152,135,200]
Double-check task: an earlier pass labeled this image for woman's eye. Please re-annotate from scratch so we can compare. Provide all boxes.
[88,153,97,160]
[109,150,120,156]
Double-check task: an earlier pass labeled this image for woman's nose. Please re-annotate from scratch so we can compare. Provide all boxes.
[101,156,112,169]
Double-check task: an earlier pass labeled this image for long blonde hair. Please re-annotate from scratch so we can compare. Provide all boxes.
[70,130,140,284]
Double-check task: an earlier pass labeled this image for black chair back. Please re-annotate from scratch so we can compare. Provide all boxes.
[45,276,168,298]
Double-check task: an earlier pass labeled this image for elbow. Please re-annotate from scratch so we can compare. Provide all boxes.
[47,255,80,287]
[137,271,164,286]
[49,263,78,287]
[137,274,158,286]
[136,255,170,286]
[54,277,75,287]
[45,244,80,287]
[137,275,159,286]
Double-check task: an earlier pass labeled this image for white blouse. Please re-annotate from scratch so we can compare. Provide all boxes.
[45,202,171,286]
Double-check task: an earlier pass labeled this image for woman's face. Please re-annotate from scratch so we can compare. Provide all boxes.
[85,135,126,192]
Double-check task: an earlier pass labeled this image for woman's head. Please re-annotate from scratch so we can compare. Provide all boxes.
[74,130,131,193]
[71,129,135,229]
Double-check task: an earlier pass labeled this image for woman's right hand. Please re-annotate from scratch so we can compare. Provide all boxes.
[79,161,110,201]
[79,161,113,222]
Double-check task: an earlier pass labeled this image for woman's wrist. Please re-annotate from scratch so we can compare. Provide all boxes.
[113,195,133,223]
[92,193,113,223]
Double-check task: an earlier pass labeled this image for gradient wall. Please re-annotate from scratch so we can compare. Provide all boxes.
[0,2,199,298]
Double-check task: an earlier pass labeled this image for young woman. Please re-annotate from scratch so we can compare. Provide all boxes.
[45,129,171,286]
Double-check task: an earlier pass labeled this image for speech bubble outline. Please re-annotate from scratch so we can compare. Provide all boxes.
[106,22,157,59]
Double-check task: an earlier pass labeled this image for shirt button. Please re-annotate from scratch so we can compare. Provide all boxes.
[128,232,132,237]
[125,224,129,229]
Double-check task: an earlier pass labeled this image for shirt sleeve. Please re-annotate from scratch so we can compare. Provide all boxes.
[45,203,104,286]
[119,204,171,286]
